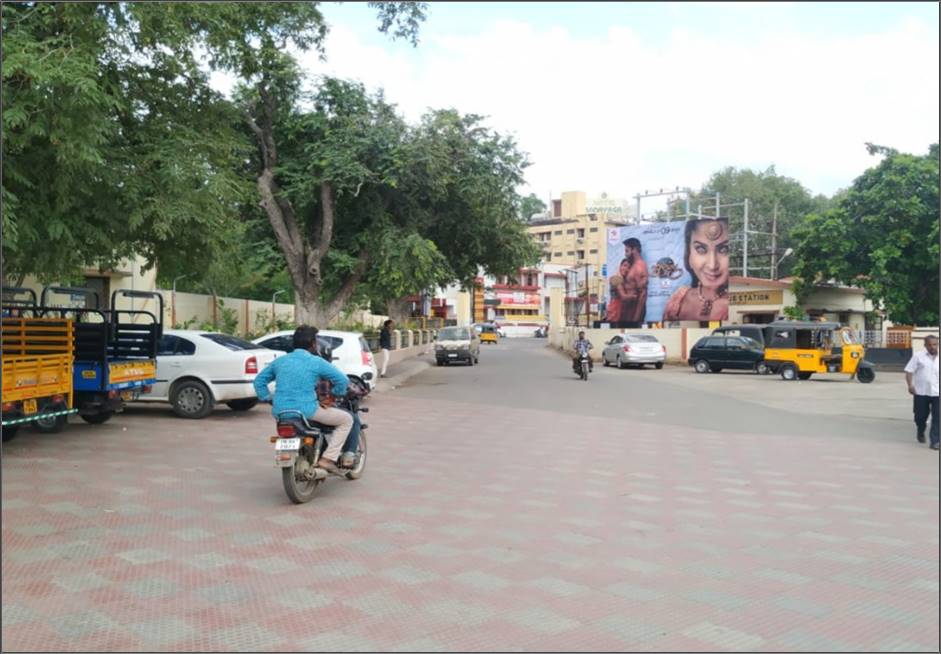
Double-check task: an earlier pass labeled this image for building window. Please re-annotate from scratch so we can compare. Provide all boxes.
[567,250,575,256]
[577,228,585,238]
[577,250,585,260]
[565,229,575,234]
[589,249,598,254]
[553,230,562,235]
[589,227,598,232]
[554,252,563,258]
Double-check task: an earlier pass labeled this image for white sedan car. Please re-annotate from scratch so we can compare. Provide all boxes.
[136,330,278,418]
[252,329,378,391]
[601,333,666,369]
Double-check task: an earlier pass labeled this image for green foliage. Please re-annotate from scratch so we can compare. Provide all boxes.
[781,305,805,320]
[1,2,261,280]
[519,193,547,221]
[791,143,940,325]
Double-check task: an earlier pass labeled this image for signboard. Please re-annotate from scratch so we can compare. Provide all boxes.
[729,290,783,306]
[605,218,730,325]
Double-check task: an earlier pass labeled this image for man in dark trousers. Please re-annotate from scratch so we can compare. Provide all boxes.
[905,334,939,450]
[379,319,394,378]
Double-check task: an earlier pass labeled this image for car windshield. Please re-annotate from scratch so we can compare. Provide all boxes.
[201,333,264,351]
[439,327,470,341]
[625,335,658,343]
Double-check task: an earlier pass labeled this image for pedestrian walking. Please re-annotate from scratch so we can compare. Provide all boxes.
[379,319,394,378]
[904,334,939,450]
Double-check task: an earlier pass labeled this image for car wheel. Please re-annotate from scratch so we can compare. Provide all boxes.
[171,380,214,419]
[602,355,609,367]
[694,359,711,374]
[756,361,770,375]
[856,366,875,384]
[226,398,258,411]
[655,362,663,370]
[780,364,798,381]
[617,356,627,370]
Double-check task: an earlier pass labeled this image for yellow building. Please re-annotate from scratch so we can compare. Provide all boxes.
[526,191,630,319]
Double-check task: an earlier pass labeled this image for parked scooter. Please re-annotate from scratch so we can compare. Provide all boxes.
[271,379,368,503]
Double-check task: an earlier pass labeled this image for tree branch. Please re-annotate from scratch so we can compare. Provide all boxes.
[327,249,370,317]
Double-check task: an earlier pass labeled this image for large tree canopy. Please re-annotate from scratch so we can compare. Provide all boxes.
[790,143,940,326]
[0,2,279,281]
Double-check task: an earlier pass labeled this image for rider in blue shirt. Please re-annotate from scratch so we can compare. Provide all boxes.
[254,326,355,473]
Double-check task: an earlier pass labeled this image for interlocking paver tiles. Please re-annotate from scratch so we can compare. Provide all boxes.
[2,386,938,652]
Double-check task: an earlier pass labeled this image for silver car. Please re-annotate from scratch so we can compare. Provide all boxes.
[601,333,666,369]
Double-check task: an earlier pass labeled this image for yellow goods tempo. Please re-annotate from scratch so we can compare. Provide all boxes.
[1,317,75,425]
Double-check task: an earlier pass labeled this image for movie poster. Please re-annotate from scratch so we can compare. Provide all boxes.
[605,218,729,325]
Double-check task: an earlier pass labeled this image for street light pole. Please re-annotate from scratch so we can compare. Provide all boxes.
[271,290,286,331]
[171,274,189,327]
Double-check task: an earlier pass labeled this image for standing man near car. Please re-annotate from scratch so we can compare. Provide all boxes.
[904,334,939,450]
[379,319,394,378]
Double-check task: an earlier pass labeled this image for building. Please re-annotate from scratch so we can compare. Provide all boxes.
[728,276,876,333]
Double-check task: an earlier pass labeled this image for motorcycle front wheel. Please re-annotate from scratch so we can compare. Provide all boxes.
[282,445,322,504]
[345,433,368,480]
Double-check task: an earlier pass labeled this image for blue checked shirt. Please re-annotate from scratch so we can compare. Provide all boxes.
[253,348,348,419]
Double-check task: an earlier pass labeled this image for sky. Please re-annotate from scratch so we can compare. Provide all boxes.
[216,2,939,209]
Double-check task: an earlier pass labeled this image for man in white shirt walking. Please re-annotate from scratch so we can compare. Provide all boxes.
[904,334,939,450]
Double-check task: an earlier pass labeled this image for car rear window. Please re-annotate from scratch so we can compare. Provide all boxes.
[317,335,343,351]
[201,333,264,351]
[625,334,658,343]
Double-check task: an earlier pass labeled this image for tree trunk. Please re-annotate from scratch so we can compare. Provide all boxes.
[385,297,411,323]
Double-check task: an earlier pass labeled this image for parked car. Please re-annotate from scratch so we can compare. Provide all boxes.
[601,333,666,369]
[136,330,279,418]
[434,326,480,366]
[252,329,378,391]
[712,324,772,348]
[688,334,767,374]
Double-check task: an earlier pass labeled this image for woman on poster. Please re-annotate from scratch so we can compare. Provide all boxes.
[605,258,631,325]
[662,218,730,322]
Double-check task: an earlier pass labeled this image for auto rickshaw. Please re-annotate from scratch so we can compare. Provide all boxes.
[762,320,875,383]
[479,323,498,345]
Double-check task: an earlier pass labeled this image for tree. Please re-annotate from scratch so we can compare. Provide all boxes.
[519,193,547,221]
[670,166,831,278]
[790,143,939,326]
[245,73,540,325]
[1,3,257,283]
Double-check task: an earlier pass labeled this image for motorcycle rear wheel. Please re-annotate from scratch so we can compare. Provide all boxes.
[282,446,322,504]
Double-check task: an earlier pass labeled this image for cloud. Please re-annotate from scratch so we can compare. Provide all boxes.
[286,11,937,199]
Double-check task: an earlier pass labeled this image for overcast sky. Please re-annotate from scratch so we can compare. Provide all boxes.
[221,2,939,206]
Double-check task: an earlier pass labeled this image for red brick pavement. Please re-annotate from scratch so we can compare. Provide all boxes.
[1,394,938,652]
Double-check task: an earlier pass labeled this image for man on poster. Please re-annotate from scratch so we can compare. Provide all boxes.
[621,238,648,326]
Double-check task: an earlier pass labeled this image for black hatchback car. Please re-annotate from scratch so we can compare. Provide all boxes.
[688,335,767,374]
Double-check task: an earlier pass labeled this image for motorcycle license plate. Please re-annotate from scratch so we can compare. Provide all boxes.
[275,438,300,451]
[23,399,37,415]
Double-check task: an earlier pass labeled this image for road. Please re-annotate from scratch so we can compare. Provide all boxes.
[1,338,938,652]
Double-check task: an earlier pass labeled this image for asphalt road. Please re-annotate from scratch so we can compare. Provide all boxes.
[398,337,914,444]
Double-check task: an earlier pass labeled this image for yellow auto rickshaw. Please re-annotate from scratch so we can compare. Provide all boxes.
[479,324,498,344]
[763,320,875,383]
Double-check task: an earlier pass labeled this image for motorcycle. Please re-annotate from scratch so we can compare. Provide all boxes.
[271,376,369,504]
[573,352,591,381]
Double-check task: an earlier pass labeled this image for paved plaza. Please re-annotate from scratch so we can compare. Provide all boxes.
[1,340,938,652]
